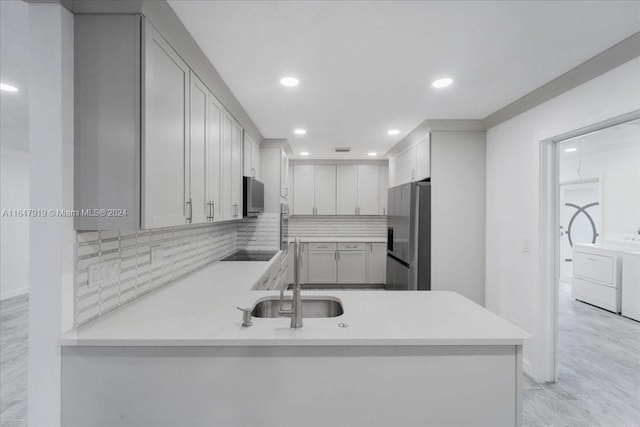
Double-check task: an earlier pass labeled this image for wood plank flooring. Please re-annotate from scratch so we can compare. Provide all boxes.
[0,294,28,427]
[0,284,637,426]
[523,282,640,427]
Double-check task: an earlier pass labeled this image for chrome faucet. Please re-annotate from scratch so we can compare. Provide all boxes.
[279,237,303,328]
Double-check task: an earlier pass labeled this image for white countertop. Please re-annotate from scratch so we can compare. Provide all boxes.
[61,257,528,347]
[289,237,387,243]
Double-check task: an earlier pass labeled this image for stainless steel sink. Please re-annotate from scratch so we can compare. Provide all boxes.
[251,296,344,318]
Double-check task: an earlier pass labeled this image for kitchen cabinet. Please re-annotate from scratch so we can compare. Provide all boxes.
[205,90,223,223]
[188,72,209,225]
[388,157,397,188]
[281,150,289,198]
[367,243,386,283]
[315,165,336,215]
[397,146,417,184]
[74,15,246,230]
[336,166,357,215]
[231,119,243,219]
[389,136,431,187]
[221,111,243,220]
[336,165,378,215]
[260,141,290,214]
[292,165,335,215]
[415,136,430,181]
[288,165,294,211]
[337,244,367,283]
[143,23,190,228]
[308,246,338,283]
[243,134,260,179]
[357,165,379,215]
[293,165,315,215]
[378,165,388,215]
[304,242,371,284]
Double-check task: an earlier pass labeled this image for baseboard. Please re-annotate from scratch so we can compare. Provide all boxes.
[0,287,28,301]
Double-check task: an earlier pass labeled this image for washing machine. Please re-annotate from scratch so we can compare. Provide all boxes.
[572,234,640,313]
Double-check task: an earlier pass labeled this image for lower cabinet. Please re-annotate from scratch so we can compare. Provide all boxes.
[303,242,373,285]
[308,247,338,284]
[367,243,387,284]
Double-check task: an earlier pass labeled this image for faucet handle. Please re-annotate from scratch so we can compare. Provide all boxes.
[237,306,252,327]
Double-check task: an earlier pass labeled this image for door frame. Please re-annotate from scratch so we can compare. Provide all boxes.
[538,109,640,382]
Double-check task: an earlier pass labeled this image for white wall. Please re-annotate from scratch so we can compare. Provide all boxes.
[559,135,640,238]
[485,57,640,380]
[431,131,486,305]
[28,4,75,426]
[1,0,30,300]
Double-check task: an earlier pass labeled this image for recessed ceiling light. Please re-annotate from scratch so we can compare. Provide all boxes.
[564,148,577,153]
[387,129,400,135]
[300,151,310,156]
[368,152,378,157]
[432,78,453,88]
[294,129,307,135]
[0,83,18,92]
[280,77,299,87]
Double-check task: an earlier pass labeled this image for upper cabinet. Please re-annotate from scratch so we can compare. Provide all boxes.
[74,15,248,230]
[243,134,260,180]
[389,135,430,187]
[281,150,289,198]
[142,25,190,228]
[378,165,388,215]
[336,165,378,215]
[314,165,336,214]
[292,165,336,215]
[260,141,289,213]
[292,162,386,216]
[415,137,430,181]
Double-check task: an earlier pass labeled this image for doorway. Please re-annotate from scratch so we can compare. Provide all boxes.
[538,109,640,383]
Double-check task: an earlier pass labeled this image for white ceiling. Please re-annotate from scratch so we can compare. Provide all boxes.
[168,1,640,159]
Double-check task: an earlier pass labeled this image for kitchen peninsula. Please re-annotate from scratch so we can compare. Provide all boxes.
[61,255,528,427]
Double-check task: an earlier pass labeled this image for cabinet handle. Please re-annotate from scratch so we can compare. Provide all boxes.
[186,198,193,224]
[211,201,215,221]
[383,207,386,215]
[586,258,597,261]
[346,245,357,248]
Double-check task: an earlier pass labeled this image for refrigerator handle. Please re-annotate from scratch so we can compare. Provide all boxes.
[387,228,393,251]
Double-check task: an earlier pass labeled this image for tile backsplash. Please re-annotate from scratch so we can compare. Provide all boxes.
[289,215,387,239]
[237,213,280,251]
[75,222,238,326]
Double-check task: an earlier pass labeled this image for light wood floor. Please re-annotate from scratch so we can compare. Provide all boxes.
[0,294,28,427]
[523,282,640,427]
[0,284,637,427]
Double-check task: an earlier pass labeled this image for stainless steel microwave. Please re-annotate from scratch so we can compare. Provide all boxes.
[243,176,264,217]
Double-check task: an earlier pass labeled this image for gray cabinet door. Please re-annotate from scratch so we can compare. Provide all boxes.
[337,251,366,283]
[308,251,337,283]
[143,24,189,228]
[189,71,208,224]
[206,92,223,222]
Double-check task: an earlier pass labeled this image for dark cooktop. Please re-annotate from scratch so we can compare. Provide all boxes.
[221,250,278,262]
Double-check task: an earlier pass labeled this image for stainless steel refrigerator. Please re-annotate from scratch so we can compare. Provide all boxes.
[386,181,430,290]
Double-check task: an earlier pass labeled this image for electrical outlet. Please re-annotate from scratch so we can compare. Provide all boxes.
[151,245,163,264]
[88,260,121,289]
